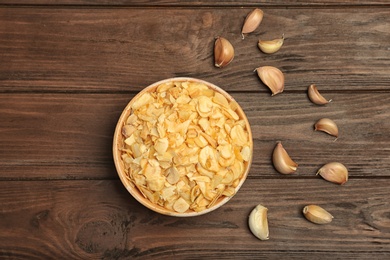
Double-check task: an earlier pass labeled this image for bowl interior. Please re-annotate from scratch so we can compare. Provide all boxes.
[113,77,253,217]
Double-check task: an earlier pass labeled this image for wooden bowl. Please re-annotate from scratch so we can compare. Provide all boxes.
[113,77,253,217]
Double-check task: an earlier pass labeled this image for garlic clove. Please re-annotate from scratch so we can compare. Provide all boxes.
[255,66,285,96]
[303,205,334,224]
[308,84,332,105]
[258,34,284,54]
[272,142,298,174]
[214,36,235,68]
[248,204,269,240]
[241,8,264,39]
[314,118,339,138]
[317,162,348,185]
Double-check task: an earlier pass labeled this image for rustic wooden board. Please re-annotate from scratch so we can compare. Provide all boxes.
[0,8,389,93]
[1,2,389,259]
[0,92,389,179]
[1,179,389,259]
[1,1,389,6]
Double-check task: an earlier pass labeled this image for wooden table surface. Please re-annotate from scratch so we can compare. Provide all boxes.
[1,1,389,259]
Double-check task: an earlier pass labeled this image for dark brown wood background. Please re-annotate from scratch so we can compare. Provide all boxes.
[1,1,389,259]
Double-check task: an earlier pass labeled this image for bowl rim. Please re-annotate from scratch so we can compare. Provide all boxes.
[113,77,253,217]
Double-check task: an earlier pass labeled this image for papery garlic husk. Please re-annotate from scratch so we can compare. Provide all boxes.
[248,204,269,240]
[308,84,332,105]
[303,205,334,224]
[255,66,285,96]
[241,8,264,39]
[258,35,284,54]
[214,36,235,68]
[317,162,348,185]
[272,142,298,174]
[314,118,339,138]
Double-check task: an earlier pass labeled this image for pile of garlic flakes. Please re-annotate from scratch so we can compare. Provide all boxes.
[120,80,251,213]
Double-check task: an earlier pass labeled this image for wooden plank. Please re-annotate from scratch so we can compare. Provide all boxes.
[0,179,389,258]
[0,1,389,7]
[0,8,389,93]
[0,92,389,179]
[0,93,120,179]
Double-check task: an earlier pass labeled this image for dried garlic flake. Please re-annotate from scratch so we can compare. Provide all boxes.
[120,81,251,213]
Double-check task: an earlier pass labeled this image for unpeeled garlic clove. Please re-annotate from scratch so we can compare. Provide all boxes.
[317,162,348,185]
[272,142,298,174]
[258,34,284,54]
[241,8,264,39]
[314,118,339,138]
[248,204,269,240]
[308,84,332,105]
[214,36,235,68]
[303,205,334,224]
[255,66,285,96]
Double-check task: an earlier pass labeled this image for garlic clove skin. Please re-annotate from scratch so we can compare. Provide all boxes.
[258,35,284,54]
[255,66,285,96]
[241,8,264,39]
[308,84,332,105]
[314,118,339,138]
[317,162,348,185]
[214,36,235,68]
[248,204,269,240]
[272,142,298,174]
[303,205,334,224]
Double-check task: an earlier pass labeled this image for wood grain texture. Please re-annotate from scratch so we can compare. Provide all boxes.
[0,179,389,259]
[1,2,389,259]
[1,0,390,7]
[0,92,388,179]
[0,8,389,93]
